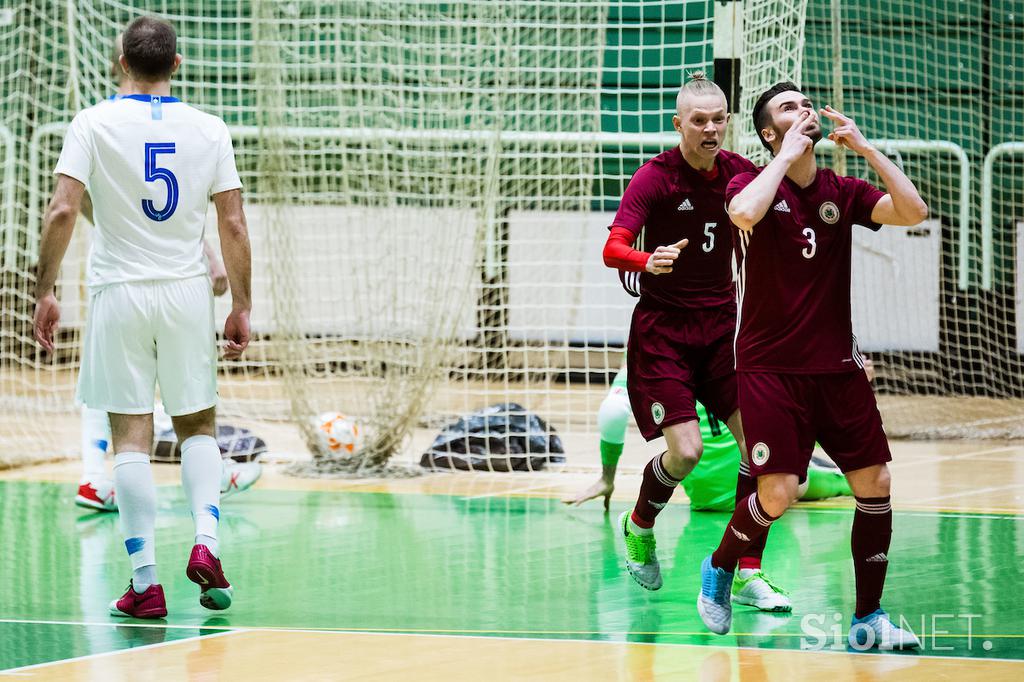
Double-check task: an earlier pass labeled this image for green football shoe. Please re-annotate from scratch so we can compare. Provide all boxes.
[618,510,662,590]
[731,570,792,612]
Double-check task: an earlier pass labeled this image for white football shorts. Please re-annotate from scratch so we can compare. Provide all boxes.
[77,275,217,416]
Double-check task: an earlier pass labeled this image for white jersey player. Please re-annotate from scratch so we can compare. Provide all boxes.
[74,33,259,513]
[33,16,252,619]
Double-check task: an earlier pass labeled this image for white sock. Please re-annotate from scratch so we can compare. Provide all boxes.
[627,516,653,537]
[181,435,222,557]
[113,452,157,589]
[738,568,759,580]
[133,565,158,592]
[81,406,112,482]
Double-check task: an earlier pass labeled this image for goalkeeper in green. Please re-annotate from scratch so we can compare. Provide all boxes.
[563,359,853,513]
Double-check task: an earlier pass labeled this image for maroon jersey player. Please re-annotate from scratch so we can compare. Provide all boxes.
[695,82,928,650]
[599,74,789,610]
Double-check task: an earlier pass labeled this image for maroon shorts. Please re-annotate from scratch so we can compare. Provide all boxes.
[738,370,891,481]
[627,302,738,441]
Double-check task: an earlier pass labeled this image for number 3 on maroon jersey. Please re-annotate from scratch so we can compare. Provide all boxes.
[802,227,817,259]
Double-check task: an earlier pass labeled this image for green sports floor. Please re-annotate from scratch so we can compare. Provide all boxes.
[1,464,1023,679]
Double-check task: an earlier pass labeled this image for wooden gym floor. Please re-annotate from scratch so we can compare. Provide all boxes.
[1,437,1023,680]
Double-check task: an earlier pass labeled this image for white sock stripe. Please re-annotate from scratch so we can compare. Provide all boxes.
[652,455,680,487]
[747,494,772,527]
[653,457,679,487]
[856,504,892,514]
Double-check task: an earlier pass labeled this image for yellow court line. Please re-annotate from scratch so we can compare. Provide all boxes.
[791,501,1024,517]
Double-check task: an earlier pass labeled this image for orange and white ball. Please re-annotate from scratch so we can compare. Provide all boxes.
[315,412,363,455]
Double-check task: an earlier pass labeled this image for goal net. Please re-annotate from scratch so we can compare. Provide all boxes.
[800,0,1024,438]
[1,0,1020,471]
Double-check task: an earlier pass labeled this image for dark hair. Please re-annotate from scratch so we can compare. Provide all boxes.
[122,16,177,81]
[751,81,801,153]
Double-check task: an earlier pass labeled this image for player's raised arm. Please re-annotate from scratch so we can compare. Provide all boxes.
[728,111,815,231]
[213,188,251,360]
[33,174,86,352]
[820,105,928,226]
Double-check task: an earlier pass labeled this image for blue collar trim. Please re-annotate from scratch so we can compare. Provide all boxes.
[119,94,181,103]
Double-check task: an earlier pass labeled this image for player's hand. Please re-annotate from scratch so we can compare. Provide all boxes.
[821,105,871,155]
[208,260,229,297]
[562,476,615,512]
[645,238,688,275]
[222,308,250,360]
[778,109,816,162]
[33,293,61,354]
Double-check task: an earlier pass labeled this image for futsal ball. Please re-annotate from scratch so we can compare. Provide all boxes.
[315,412,363,455]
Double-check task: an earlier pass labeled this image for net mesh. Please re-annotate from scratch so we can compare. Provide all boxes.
[801,0,1024,438]
[1,0,1021,471]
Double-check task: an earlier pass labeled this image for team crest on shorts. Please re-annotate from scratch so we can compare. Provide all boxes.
[819,201,840,224]
[651,402,665,425]
[751,442,770,466]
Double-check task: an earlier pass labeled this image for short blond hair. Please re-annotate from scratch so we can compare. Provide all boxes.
[675,71,727,113]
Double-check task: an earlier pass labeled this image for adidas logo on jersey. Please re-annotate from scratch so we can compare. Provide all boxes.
[773,200,791,213]
[677,198,694,211]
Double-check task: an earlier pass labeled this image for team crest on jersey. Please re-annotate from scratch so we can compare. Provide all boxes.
[819,201,840,224]
[751,442,770,466]
[651,402,666,425]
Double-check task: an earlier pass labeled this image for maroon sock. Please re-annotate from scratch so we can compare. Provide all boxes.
[735,463,768,571]
[852,496,892,618]
[711,492,777,572]
[630,452,680,528]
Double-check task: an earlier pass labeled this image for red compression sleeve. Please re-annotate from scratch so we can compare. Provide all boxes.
[603,226,650,272]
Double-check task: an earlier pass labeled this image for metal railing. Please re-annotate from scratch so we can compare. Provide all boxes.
[0,124,16,268]
[981,142,1024,291]
[26,125,973,289]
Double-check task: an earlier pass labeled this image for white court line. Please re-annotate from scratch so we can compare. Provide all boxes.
[0,628,241,675]
[889,445,1022,470]
[459,480,565,500]
[0,621,1021,666]
[909,483,1024,504]
[930,445,1022,459]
